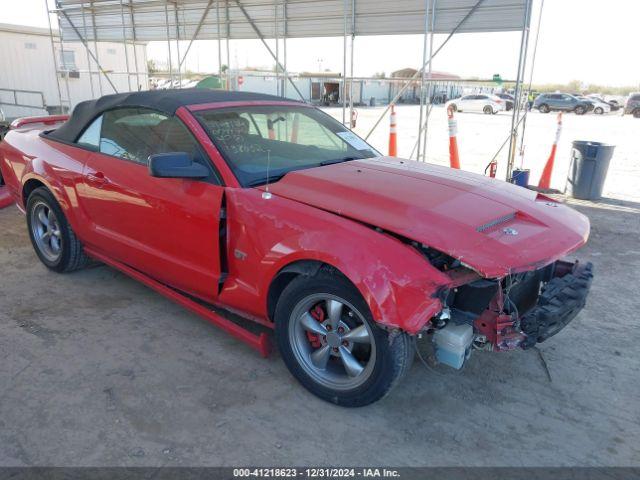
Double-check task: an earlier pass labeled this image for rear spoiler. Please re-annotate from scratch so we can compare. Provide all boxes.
[10,115,69,129]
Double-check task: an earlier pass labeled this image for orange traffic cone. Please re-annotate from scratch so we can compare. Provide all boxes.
[388,105,397,157]
[538,112,563,189]
[447,105,461,169]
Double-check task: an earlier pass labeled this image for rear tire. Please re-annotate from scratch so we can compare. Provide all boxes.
[483,105,493,114]
[275,270,414,407]
[633,109,640,119]
[539,104,550,113]
[26,187,90,273]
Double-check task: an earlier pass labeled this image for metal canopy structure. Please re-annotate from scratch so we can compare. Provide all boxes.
[56,0,528,42]
[50,0,534,181]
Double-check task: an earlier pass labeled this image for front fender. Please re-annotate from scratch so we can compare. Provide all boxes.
[225,188,450,334]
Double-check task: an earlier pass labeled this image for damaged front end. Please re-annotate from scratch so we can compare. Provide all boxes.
[429,260,594,369]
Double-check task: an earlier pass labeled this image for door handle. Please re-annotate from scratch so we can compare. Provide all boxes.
[86,171,108,186]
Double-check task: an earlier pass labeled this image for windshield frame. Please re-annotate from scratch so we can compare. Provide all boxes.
[190,102,380,188]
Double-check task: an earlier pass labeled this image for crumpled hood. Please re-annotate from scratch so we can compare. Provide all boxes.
[263,157,590,278]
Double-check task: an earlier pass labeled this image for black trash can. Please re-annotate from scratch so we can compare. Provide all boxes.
[566,141,615,200]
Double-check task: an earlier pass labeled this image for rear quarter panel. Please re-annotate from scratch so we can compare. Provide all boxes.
[0,127,91,233]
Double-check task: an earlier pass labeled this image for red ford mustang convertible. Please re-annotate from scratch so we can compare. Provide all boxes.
[0,90,593,406]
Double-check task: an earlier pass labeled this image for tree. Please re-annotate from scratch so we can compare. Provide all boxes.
[147,59,158,74]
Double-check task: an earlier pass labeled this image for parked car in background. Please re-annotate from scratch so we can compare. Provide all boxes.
[446,94,505,114]
[0,89,594,406]
[533,93,593,115]
[586,94,620,112]
[624,93,640,118]
[494,93,515,111]
[577,95,610,115]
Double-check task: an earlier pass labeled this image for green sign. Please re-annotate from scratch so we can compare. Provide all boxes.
[492,74,503,85]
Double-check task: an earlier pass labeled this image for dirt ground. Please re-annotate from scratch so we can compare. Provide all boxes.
[1,192,639,467]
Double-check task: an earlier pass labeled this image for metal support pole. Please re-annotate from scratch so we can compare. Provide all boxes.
[80,3,95,98]
[518,0,545,157]
[421,0,437,160]
[179,0,215,71]
[217,0,222,77]
[90,0,104,96]
[275,3,280,96]
[164,1,174,87]
[120,0,132,91]
[233,0,305,100]
[60,10,118,93]
[506,0,532,181]
[283,0,288,98]
[365,0,486,140]
[348,0,355,128]
[45,0,64,112]
[129,2,141,90]
[174,2,182,86]
[342,0,348,125]
[416,0,431,161]
[226,0,231,90]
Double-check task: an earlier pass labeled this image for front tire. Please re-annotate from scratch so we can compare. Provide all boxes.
[26,187,90,273]
[275,271,414,407]
[594,107,604,115]
[575,105,586,115]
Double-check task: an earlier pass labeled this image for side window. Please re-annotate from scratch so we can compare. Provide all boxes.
[99,108,168,164]
[98,108,205,167]
[76,115,103,150]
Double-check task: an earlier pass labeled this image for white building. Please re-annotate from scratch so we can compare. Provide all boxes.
[0,23,148,120]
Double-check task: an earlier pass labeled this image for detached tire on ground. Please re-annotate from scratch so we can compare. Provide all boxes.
[275,270,414,407]
[26,187,90,273]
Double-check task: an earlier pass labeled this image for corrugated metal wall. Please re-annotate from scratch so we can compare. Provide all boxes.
[0,26,148,117]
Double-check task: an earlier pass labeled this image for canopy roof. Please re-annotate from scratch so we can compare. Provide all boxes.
[56,0,529,43]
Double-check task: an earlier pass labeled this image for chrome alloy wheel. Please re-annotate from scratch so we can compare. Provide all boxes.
[30,201,62,262]
[288,294,376,391]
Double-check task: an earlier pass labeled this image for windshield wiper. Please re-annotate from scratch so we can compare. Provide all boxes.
[320,156,362,166]
[247,173,286,188]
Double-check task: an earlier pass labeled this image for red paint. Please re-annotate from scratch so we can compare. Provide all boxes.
[0,185,13,209]
[0,101,591,353]
[10,115,69,129]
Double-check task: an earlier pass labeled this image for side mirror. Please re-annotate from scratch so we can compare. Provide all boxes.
[148,152,209,179]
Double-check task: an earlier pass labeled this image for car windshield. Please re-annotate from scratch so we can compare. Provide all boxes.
[194,105,379,187]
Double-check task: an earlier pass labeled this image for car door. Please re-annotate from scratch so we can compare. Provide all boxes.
[75,107,224,302]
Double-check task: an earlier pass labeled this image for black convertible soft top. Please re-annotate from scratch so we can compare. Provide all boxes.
[47,88,298,143]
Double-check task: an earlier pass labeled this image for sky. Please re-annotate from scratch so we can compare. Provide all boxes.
[3,0,639,87]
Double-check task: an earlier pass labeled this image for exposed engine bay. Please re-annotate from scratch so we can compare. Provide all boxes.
[427,259,594,370]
